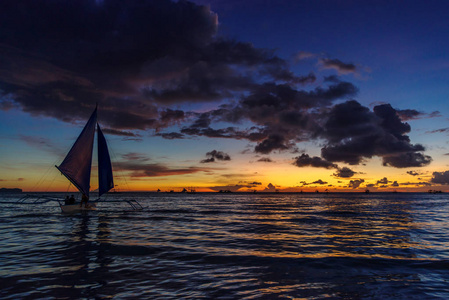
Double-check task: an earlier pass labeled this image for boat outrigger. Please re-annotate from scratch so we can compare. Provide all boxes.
[17,106,142,212]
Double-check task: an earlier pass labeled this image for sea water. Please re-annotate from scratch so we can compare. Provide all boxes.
[0,192,448,299]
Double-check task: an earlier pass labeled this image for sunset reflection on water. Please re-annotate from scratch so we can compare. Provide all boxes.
[1,192,448,299]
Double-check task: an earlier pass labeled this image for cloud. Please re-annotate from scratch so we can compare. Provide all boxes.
[396,109,441,121]
[294,51,317,62]
[122,152,150,162]
[255,134,292,154]
[348,179,364,189]
[407,170,421,176]
[248,181,262,185]
[263,183,277,192]
[257,157,273,162]
[431,170,449,185]
[0,0,432,172]
[180,80,358,151]
[300,179,328,186]
[382,152,432,168]
[102,128,141,137]
[1,0,290,129]
[319,58,358,75]
[320,101,432,167]
[200,150,231,163]
[2,0,339,140]
[313,179,328,185]
[208,184,248,192]
[181,96,431,170]
[19,135,64,156]
[115,162,208,178]
[117,152,211,177]
[400,181,432,187]
[157,132,185,140]
[293,153,338,169]
[333,167,356,178]
[426,128,449,134]
[377,177,389,185]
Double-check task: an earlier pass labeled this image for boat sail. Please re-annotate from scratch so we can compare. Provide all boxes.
[15,106,141,211]
[56,106,114,212]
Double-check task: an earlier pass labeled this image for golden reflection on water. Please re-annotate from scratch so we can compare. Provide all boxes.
[1,193,448,299]
[62,195,440,263]
[172,195,430,261]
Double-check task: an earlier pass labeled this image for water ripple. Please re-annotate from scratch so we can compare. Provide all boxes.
[1,193,449,298]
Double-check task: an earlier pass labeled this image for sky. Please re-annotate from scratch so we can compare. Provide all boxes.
[1,0,449,193]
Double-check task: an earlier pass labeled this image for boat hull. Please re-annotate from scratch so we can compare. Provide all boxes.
[60,203,97,213]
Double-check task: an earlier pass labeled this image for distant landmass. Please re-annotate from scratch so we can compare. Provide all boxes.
[0,188,23,193]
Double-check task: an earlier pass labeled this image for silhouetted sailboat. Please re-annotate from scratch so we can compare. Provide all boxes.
[15,107,142,211]
[56,106,114,212]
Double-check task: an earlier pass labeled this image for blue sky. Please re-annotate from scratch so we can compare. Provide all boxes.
[1,0,448,192]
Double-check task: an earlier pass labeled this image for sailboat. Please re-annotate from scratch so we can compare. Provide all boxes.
[56,106,114,213]
[14,106,142,212]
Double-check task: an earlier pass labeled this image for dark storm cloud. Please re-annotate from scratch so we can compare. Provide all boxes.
[178,80,357,153]
[292,153,338,169]
[1,0,304,132]
[430,170,449,185]
[319,58,357,74]
[382,152,432,168]
[254,134,293,154]
[200,150,231,163]
[179,83,431,170]
[320,101,432,167]
[333,167,356,178]
[0,0,432,170]
[0,0,222,130]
